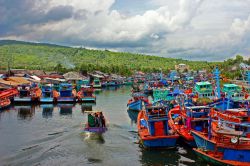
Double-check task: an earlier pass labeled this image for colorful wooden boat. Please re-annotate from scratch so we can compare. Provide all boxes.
[14,85,41,102]
[0,88,18,109]
[127,99,142,111]
[40,84,54,103]
[192,108,250,151]
[84,111,107,133]
[137,106,179,148]
[127,92,148,111]
[222,84,249,102]
[77,86,96,102]
[93,79,102,89]
[168,106,210,147]
[192,107,250,165]
[56,83,76,103]
[193,81,215,103]
[153,88,175,102]
[0,98,11,110]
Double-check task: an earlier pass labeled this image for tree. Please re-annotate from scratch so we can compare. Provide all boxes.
[235,55,244,63]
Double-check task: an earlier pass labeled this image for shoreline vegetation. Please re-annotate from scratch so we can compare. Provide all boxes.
[0,40,249,79]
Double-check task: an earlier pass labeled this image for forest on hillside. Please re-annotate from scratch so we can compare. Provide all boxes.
[0,40,249,78]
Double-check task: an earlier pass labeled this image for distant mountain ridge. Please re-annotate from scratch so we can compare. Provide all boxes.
[0,39,69,48]
[0,39,247,79]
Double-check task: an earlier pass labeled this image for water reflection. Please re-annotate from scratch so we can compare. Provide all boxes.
[94,89,102,95]
[127,109,139,123]
[81,103,94,113]
[16,104,35,120]
[81,132,105,144]
[140,149,180,166]
[58,104,74,115]
[41,104,54,118]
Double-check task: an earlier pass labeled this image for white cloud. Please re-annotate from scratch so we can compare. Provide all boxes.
[0,0,250,61]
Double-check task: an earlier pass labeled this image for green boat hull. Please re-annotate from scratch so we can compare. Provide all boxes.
[194,150,232,166]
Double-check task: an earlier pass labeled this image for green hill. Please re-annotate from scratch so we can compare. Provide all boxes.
[0,40,248,77]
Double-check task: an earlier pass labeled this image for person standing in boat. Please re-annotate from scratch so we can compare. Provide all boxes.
[94,113,100,127]
[100,112,106,127]
[88,113,95,127]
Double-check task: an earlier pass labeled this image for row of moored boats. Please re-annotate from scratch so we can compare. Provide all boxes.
[127,67,250,165]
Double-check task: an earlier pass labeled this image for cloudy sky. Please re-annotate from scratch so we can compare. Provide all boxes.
[0,0,250,61]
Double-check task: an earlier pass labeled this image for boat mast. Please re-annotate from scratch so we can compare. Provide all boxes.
[213,66,221,99]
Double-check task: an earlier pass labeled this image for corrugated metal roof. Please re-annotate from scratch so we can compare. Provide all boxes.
[196,81,211,86]
[0,77,30,86]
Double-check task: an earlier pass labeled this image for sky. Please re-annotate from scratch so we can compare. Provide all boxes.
[0,0,250,61]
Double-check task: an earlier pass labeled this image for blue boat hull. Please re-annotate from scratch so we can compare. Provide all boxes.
[223,148,250,162]
[209,98,234,110]
[191,131,224,151]
[81,97,96,102]
[40,97,54,103]
[192,131,215,150]
[128,100,142,111]
[142,137,178,148]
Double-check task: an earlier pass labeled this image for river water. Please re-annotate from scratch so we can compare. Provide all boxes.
[0,86,207,166]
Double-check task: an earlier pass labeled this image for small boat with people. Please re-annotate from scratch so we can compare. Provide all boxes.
[84,111,107,133]
[137,105,179,148]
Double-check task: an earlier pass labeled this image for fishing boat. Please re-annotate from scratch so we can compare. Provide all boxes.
[127,92,148,111]
[127,98,142,111]
[14,85,42,102]
[0,98,11,110]
[0,88,18,109]
[40,84,54,103]
[77,86,96,102]
[55,83,76,103]
[222,84,249,102]
[192,108,250,165]
[137,106,179,148]
[143,82,153,95]
[93,79,102,89]
[193,81,214,100]
[124,77,133,85]
[153,88,175,103]
[84,111,107,133]
[191,108,250,152]
[168,105,210,147]
[76,79,90,91]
